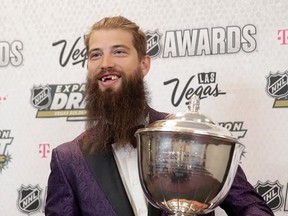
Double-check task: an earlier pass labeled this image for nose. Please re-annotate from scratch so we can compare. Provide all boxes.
[100,54,115,70]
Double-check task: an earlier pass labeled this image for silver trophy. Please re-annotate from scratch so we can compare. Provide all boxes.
[135,96,245,215]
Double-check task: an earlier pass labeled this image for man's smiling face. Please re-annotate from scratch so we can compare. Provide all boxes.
[87,29,148,92]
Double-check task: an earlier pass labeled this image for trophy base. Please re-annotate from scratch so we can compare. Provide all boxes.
[162,199,209,216]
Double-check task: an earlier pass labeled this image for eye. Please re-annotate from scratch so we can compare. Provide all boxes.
[114,48,127,56]
[89,51,102,60]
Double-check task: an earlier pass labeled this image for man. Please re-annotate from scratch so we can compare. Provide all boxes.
[45,16,274,215]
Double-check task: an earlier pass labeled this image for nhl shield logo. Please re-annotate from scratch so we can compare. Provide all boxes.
[266,72,288,98]
[31,85,52,109]
[255,180,283,211]
[146,30,161,58]
[17,185,42,214]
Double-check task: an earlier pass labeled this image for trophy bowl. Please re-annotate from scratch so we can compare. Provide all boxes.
[135,97,245,215]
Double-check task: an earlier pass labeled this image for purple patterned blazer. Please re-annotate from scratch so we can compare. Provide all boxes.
[45,108,274,216]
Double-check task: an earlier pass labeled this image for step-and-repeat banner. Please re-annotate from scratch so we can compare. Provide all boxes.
[1,0,288,215]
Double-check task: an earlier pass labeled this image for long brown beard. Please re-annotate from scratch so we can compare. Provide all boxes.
[82,68,149,153]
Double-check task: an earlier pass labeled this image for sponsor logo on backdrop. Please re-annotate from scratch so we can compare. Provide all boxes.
[0,40,23,67]
[39,143,50,158]
[53,24,257,67]
[17,185,42,215]
[30,83,86,121]
[277,29,288,45]
[146,30,162,59]
[164,72,226,107]
[149,24,257,58]
[0,130,13,172]
[218,121,247,139]
[266,71,288,108]
[52,36,87,67]
[255,180,284,212]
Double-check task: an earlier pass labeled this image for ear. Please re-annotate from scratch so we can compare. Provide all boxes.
[140,55,151,77]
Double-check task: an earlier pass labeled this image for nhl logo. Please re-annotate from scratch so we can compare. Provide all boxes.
[31,85,52,109]
[17,185,42,214]
[266,72,288,98]
[255,180,283,211]
[146,30,161,58]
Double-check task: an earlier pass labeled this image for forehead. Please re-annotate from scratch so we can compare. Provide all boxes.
[88,29,134,50]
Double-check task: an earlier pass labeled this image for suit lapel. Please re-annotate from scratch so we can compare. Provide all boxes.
[84,151,134,216]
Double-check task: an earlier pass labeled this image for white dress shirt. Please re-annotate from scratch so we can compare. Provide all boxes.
[112,143,148,216]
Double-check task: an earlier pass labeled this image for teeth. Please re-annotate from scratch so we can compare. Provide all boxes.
[101,75,118,82]
[111,76,118,80]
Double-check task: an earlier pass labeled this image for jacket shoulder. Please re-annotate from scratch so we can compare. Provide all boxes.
[52,132,86,161]
[148,107,169,123]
